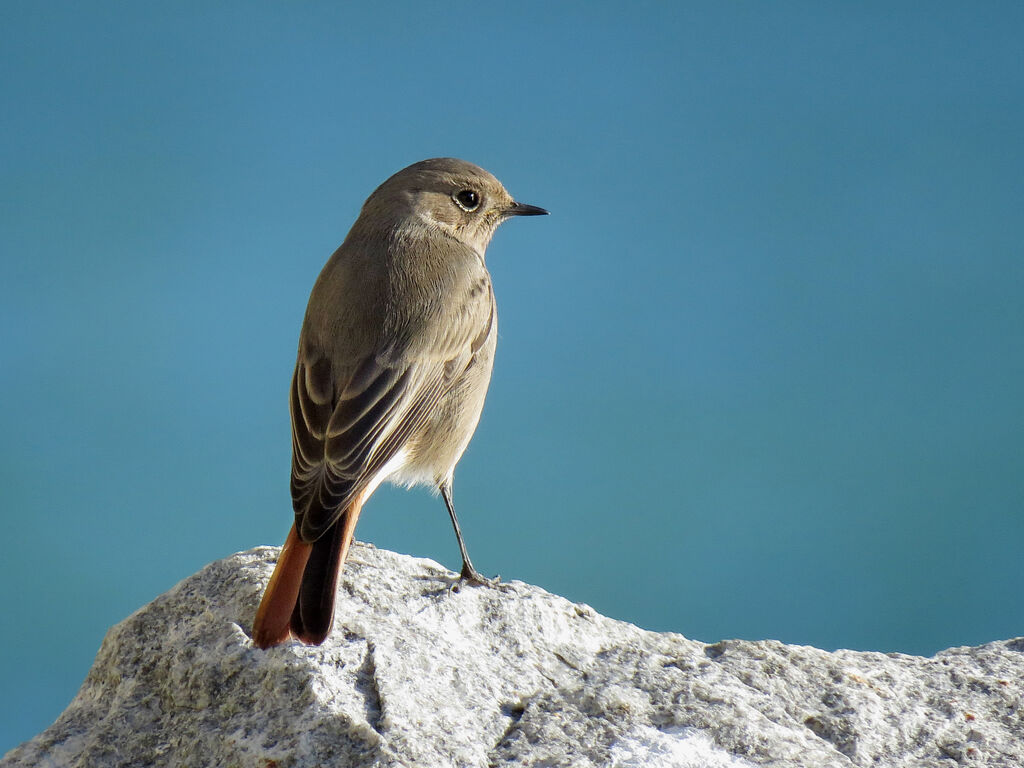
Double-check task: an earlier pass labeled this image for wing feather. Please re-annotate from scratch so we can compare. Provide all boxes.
[291,357,455,540]
[289,255,496,542]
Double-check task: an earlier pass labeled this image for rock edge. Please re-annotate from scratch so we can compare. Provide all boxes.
[3,545,1022,767]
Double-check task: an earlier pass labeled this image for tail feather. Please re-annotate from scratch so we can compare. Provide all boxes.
[252,524,313,649]
[290,499,364,644]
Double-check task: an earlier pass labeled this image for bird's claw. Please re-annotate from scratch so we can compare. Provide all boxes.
[451,565,500,591]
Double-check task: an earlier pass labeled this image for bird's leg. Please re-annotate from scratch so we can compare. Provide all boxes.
[440,481,498,586]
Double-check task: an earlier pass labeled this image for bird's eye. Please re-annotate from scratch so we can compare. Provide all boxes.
[453,189,480,212]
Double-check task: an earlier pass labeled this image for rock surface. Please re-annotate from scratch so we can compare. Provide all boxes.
[3,545,1022,767]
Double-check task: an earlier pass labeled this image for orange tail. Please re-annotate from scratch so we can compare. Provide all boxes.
[252,498,366,649]
[252,524,312,649]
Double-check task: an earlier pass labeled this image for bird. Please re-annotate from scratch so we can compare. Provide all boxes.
[252,158,547,648]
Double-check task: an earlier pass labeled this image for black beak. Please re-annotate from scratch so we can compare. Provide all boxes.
[506,201,549,217]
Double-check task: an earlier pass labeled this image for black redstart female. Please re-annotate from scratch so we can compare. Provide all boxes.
[253,158,547,648]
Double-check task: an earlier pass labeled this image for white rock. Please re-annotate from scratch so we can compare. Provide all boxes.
[3,545,1022,767]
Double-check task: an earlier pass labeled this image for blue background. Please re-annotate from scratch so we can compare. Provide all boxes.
[3,2,1023,752]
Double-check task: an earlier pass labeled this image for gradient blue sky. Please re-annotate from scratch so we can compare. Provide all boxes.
[3,2,1023,752]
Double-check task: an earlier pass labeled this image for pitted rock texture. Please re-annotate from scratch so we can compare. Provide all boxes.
[3,545,1022,767]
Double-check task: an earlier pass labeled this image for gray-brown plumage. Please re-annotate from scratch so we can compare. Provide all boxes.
[253,158,547,648]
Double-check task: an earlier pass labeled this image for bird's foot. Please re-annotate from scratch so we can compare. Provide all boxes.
[452,562,500,590]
